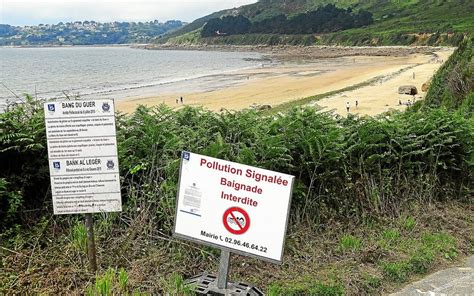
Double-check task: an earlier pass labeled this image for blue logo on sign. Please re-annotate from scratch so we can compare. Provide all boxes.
[183,152,190,160]
[47,104,55,112]
[106,160,115,169]
[102,102,110,112]
[53,161,60,169]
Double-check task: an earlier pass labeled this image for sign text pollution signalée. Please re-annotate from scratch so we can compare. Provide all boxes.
[44,99,121,215]
[174,151,294,263]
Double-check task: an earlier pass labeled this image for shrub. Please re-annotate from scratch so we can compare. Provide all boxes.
[1,99,472,235]
[0,95,48,231]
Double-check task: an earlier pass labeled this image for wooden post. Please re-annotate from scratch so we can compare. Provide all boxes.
[217,250,231,290]
[85,213,97,273]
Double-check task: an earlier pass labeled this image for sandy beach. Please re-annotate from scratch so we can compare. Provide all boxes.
[316,49,453,116]
[116,46,453,116]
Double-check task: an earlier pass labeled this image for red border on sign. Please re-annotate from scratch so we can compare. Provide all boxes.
[223,207,250,235]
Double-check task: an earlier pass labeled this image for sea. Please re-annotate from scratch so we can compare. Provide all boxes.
[0,46,265,110]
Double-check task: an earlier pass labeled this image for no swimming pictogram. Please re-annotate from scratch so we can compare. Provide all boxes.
[223,207,250,235]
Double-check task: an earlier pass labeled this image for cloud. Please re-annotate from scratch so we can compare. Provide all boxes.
[1,0,258,25]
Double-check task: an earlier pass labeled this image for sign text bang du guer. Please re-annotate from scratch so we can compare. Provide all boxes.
[44,99,121,215]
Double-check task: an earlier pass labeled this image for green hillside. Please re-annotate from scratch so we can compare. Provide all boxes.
[163,0,474,46]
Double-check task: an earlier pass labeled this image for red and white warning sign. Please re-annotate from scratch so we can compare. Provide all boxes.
[174,151,294,263]
[223,207,250,235]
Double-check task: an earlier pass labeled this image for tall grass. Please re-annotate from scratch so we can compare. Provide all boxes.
[117,106,473,230]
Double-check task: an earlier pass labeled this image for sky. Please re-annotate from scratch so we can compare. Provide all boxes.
[0,0,259,26]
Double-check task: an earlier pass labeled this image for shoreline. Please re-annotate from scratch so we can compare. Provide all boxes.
[2,42,452,57]
[139,43,453,57]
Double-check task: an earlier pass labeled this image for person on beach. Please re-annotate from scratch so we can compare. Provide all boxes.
[180,96,183,103]
[176,98,178,104]
[355,100,359,108]
[346,102,350,112]
[399,99,402,105]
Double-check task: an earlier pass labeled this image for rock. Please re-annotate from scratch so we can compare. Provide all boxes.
[257,104,272,111]
[398,85,418,95]
[421,81,430,92]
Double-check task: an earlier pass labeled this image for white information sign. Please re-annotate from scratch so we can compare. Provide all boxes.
[174,151,294,263]
[44,99,122,215]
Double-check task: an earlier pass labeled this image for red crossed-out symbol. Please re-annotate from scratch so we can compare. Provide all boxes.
[223,207,250,235]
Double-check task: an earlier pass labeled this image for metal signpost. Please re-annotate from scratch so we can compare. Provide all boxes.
[44,99,122,272]
[174,151,294,294]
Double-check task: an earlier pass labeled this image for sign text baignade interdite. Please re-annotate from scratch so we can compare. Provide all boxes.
[44,99,121,215]
[174,152,294,263]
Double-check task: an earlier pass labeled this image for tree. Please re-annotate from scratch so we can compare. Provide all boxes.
[0,24,17,37]
[201,15,251,37]
[248,4,374,35]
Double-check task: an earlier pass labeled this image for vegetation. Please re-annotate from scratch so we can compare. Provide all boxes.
[424,37,473,113]
[0,20,185,46]
[202,15,252,37]
[164,0,474,46]
[1,101,472,293]
[2,98,472,233]
[201,5,373,37]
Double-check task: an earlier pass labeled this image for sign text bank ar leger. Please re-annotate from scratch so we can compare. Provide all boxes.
[174,152,294,263]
